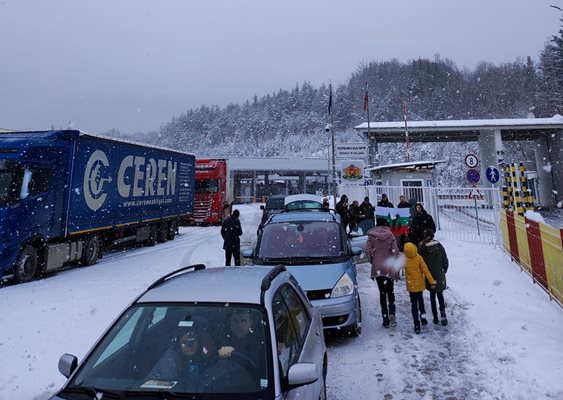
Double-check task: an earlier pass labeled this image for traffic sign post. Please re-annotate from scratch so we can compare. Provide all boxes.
[468,184,482,236]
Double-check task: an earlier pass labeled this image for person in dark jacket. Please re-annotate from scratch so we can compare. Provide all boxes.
[364,218,400,328]
[377,193,394,208]
[221,209,243,266]
[148,323,210,391]
[409,203,436,245]
[335,195,349,230]
[418,228,449,326]
[359,196,375,219]
[397,195,410,208]
[348,200,362,231]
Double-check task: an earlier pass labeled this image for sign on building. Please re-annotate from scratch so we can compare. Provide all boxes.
[340,160,365,185]
[335,143,369,159]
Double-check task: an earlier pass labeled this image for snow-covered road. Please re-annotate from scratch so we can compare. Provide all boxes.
[1,204,562,400]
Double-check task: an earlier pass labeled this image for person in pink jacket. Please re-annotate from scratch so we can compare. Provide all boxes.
[403,242,436,334]
[364,218,400,328]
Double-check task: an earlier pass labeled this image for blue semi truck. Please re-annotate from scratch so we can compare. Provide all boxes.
[0,130,195,284]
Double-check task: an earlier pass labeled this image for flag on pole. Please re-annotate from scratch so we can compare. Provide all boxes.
[363,88,369,111]
[328,84,333,116]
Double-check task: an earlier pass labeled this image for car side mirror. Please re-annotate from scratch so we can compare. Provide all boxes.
[287,363,320,386]
[241,248,254,258]
[260,205,265,210]
[58,353,78,378]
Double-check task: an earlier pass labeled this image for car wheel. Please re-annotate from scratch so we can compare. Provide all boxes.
[82,235,101,266]
[349,297,362,336]
[15,245,39,283]
[145,225,158,246]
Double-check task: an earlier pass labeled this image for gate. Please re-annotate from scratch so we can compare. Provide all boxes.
[339,185,502,244]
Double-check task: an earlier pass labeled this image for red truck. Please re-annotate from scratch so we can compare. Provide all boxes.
[192,159,233,224]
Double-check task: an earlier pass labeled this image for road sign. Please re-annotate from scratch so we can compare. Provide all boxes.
[466,168,481,184]
[468,185,484,200]
[464,154,479,169]
[485,165,500,184]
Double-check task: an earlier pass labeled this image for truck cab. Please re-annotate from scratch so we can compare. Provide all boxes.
[0,132,70,282]
[193,159,231,224]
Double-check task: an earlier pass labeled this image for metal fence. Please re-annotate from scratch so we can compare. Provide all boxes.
[339,185,503,244]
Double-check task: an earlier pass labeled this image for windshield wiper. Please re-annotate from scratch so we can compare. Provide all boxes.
[61,386,122,399]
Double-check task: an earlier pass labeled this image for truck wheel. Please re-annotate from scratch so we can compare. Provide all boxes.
[157,222,168,243]
[83,235,101,266]
[167,221,177,240]
[15,245,39,283]
[145,225,158,247]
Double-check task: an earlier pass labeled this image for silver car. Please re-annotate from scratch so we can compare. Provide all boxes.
[51,265,327,399]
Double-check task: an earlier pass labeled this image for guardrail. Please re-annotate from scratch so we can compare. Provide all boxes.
[500,209,563,307]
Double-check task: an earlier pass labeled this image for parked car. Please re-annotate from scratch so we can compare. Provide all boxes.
[258,194,287,235]
[243,211,363,336]
[51,264,328,400]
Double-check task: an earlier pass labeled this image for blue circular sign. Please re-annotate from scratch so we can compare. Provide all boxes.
[466,169,481,184]
[485,165,500,184]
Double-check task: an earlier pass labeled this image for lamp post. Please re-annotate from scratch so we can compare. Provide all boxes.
[328,123,337,203]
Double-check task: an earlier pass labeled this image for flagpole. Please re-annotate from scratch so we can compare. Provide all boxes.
[364,83,372,165]
[403,101,410,162]
[327,84,337,204]
[331,106,337,204]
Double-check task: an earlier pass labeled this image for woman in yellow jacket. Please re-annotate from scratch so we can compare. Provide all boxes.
[403,242,436,334]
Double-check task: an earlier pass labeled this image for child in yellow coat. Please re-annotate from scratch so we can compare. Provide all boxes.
[403,242,436,334]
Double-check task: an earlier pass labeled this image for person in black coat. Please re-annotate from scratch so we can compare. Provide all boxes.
[335,195,349,230]
[359,196,375,219]
[377,193,394,208]
[408,203,436,245]
[221,209,243,266]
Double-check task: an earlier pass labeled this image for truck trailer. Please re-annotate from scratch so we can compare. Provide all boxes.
[0,130,195,283]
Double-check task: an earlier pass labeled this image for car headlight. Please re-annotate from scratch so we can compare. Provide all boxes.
[331,273,354,298]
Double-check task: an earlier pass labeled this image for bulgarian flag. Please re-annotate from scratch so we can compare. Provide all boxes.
[376,206,410,236]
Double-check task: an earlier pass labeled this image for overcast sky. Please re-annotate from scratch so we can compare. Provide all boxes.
[0,0,561,134]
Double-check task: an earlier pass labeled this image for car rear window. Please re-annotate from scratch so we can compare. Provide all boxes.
[258,221,343,258]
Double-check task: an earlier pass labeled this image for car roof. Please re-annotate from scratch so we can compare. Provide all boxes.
[268,210,339,224]
[136,266,280,305]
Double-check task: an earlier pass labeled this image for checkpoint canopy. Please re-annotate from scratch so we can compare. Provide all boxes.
[354,115,563,207]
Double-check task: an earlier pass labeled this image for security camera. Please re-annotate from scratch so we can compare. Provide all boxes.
[325,124,331,132]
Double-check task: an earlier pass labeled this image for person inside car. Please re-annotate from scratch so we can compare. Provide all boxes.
[148,321,210,391]
[218,309,265,373]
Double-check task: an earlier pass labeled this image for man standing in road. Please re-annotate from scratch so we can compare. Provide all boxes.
[221,209,243,266]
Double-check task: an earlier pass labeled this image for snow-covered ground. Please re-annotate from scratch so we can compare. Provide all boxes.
[1,204,562,400]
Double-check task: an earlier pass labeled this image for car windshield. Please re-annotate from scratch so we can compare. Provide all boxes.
[67,303,272,398]
[258,221,343,258]
[195,179,219,193]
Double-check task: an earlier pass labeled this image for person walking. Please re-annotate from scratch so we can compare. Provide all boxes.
[364,218,400,328]
[403,242,436,334]
[409,203,436,245]
[221,209,242,266]
[418,228,449,326]
[377,193,394,208]
[335,195,349,230]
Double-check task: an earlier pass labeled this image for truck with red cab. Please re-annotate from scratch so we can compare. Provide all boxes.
[192,159,233,224]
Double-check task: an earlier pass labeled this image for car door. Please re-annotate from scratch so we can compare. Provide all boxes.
[273,284,325,400]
